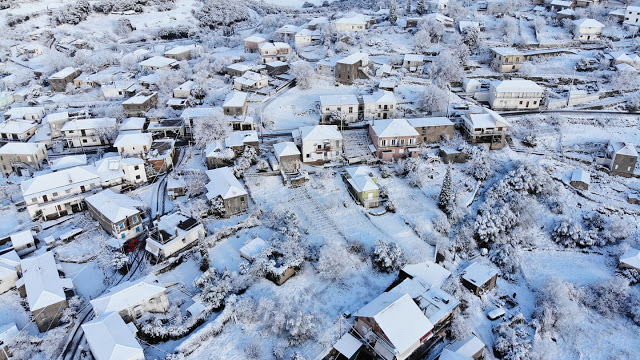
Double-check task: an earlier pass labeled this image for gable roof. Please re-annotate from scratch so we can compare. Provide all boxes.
[493,79,543,93]
[205,167,247,201]
[609,141,638,157]
[273,142,300,159]
[570,169,590,184]
[61,118,116,132]
[461,262,498,287]
[20,252,70,311]
[113,133,153,148]
[85,189,144,223]
[0,142,44,155]
[223,91,248,108]
[320,94,359,107]
[82,312,144,360]
[90,274,166,316]
[620,248,640,270]
[573,18,604,28]
[21,166,99,198]
[300,125,342,141]
[363,90,396,104]
[371,119,419,138]
[355,292,433,356]
[401,261,451,288]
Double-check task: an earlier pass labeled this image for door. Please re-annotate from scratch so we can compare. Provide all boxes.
[43,195,48,202]
[526,101,530,107]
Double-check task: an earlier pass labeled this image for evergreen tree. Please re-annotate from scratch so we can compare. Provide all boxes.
[390,0,398,25]
[406,0,412,14]
[417,0,425,14]
[439,166,452,215]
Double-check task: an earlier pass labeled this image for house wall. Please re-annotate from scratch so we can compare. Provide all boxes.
[33,300,68,332]
[363,102,396,120]
[123,163,148,184]
[335,23,366,32]
[335,62,361,84]
[624,6,640,25]
[0,149,48,176]
[301,139,343,163]
[491,52,525,73]
[223,194,249,217]
[610,154,638,177]
[489,88,543,111]
[575,26,602,41]
[224,103,247,116]
[570,180,589,190]
[146,224,204,260]
[321,103,360,123]
[244,41,264,53]
[414,124,454,144]
[279,155,301,173]
[117,142,151,158]
[50,70,81,92]
[86,202,143,241]
[123,94,158,116]
[369,127,417,161]
[63,129,108,148]
[165,51,191,61]
[316,63,335,77]
[0,127,37,142]
[116,291,170,323]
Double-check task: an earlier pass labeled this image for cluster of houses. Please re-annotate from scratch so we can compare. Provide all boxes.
[329,260,497,360]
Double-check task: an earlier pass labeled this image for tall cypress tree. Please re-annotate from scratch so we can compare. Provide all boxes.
[439,166,452,215]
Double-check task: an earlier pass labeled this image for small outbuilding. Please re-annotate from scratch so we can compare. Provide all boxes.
[570,169,590,190]
[461,262,498,295]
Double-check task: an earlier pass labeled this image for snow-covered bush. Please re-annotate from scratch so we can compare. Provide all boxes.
[193,113,231,148]
[53,0,91,25]
[373,239,405,272]
[551,219,594,248]
[61,295,84,323]
[488,243,520,280]
[316,241,356,280]
[493,315,532,360]
[286,310,316,345]
[111,251,129,272]
[429,50,464,88]
[114,18,135,36]
[532,278,582,336]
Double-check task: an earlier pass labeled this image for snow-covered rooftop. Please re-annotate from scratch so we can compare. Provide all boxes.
[240,237,269,260]
[446,335,485,358]
[620,248,640,270]
[139,56,178,68]
[273,142,301,160]
[491,47,523,56]
[407,117,454,128]
[609,141,638,157]
[122,92,156,105]
[243,35,266,43]
[21,166,99,198]
[10,229,34,248]
[49,67,78,79]
[206,166,248,201]
[337,52,368,65]
[355,292,433,356]
[90,274,166,316]
[61,118,116,132]
[223,91,248,108]
[300,125,342,141]
[493,79,543,93]
[113,132,153,148]
[20,251,71,311]
[85,189,144,224]
[570,169,590,185]
[573,18,604,28]
[82,312,144,360]
[164,44,197,56]
[0,323,18,347]
[180,107,217,119]
[120,117,146,132]
[51,154,87,171]
[371,119,419,138]
[401,261,451,288]
[0,142,44,155]
[333,332,363,359]
[0,120,38,134]
[461,262,498,287]
[363,90,396,104]
[320,94,359,106]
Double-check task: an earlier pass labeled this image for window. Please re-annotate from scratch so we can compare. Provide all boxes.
[533,101,537,104]
[82,139,88,143]
[121,233,125,238]
[136,175,141,180]
[31,197,37,203]
[519,101,523,105]
[53,192,58,197]
[241,196,245,202]
[134,165,139,170]
[136,226,140,232]
[381,139,387,147]
[400,139,405,146]
[133,216,138,222]
[348,107,353,113]
[409,138,415,145]
[391,139,397,146]
[119,222,125,229]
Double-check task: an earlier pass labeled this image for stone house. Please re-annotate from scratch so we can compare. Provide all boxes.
[273,142,301,173]
[205,167,249,216]
[407,117,455,144]
[0,142,48,176]
[122,92,158,116]
[85,189,145,242]
[49,67,81,92]
[490,47,525,73]
[606,141,638,177]
[335,52,369,84]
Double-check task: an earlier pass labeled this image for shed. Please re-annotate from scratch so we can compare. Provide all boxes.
[570,169,590,190]
[619,248,640,272]
[333,332,363,360]
[461,262,498,295]
[239,237,269,261]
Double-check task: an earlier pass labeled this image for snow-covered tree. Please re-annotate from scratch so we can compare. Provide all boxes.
[493,317,532,360]
[210,196,226,217]
[462,26,479,48]
[417,0,425,14]
[429,50,464,88]
[406,0,411,14]
[194,0,249,29]
[612,67,639,92]
[111,251,129,272]
[286,310,316,345]
[290,61,315,89]
[61,295,84,323]
[390,0,398,25]
[439,166,452,215]
[316,241,356,280]
[373,239,405,272]
[467,145,491,180]
[532,278,582,336]
[501,17,518,44]
[419,84,449,113]
[193,113,231,148]
[114,17,135,36]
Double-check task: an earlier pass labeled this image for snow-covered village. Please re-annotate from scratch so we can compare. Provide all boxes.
[0,0,639,359]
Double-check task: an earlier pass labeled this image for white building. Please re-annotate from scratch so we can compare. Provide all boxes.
[90,156,148,187]
[233,71,268,91]
[362,91,397,120]
[402,54,424,71]
[3,106,45,121]
[489,80,544,110]
[61,118,117,148]
[0,120,38,142]
[320,94,360,123]
[294,29,321,48]
[90,274,169,322]
[21,166,101,220]
[258,42,291,64]
[173,80,196,99]
[82,312,145,360]
[335,13,369,32]
[85,189,146,242]
[427,0,449,12]
[7,230,36,257]
[145,213,205,260]
[205,167,249,217]
[297,125,343,163]
[462,108,511,149]
[113,133,153,158]
[102,80,137,100]
[624,2,640,26]
[354,292,434,360]
[573,18,604,41]
[164,44,198,61]
[243,35,266,53]
[0,142,48,176]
